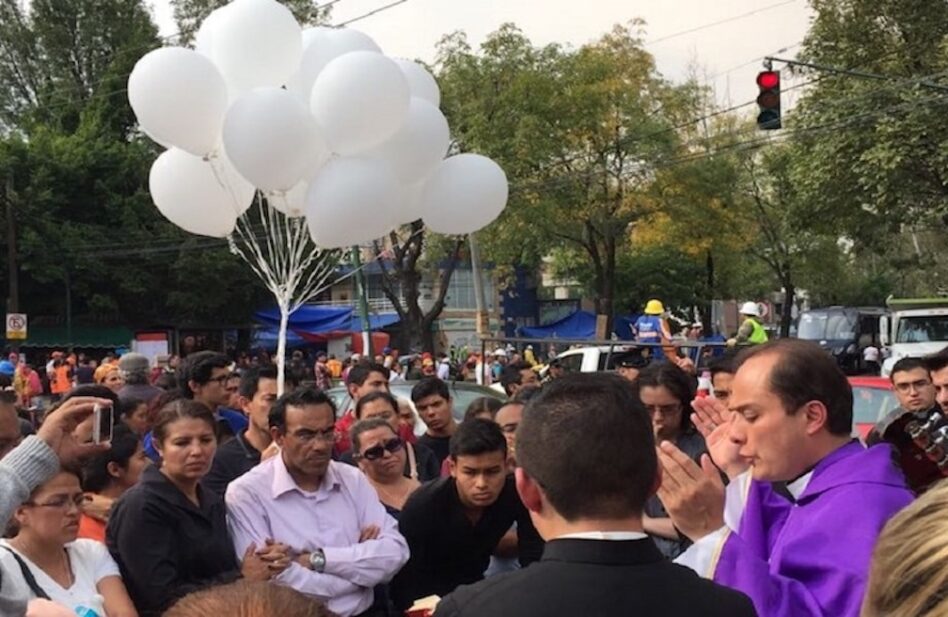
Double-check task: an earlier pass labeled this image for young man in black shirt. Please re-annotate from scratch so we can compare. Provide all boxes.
[204,365,278,496]
[391,418,540,609]
[411,377,457,465]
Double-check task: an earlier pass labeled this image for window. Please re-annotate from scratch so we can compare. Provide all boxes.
[444,270,494,310]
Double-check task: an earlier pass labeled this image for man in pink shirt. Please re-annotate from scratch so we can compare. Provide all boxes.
[226,387,409,617]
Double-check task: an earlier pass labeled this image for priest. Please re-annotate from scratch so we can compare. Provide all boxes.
[658,338,913,617]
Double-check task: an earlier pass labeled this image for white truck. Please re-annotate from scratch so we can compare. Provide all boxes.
[880,297,948,376]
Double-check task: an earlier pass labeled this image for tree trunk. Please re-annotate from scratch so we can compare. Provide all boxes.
[781,279,795,338]
[593,237,617,338]
[699,249,714,332]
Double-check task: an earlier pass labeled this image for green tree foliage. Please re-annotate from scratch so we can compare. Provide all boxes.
[789,0,948,293]
[437,23,691,334]
[0,0,271,331]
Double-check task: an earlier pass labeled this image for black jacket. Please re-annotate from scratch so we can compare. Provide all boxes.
[434,538,757,617]
[106,465,241,617]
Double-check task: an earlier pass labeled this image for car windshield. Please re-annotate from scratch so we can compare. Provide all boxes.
[797,312,856,341]
[852,385,897,426]
[896,315,948,343]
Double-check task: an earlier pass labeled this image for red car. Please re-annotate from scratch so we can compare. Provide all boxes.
[849,376,897,439]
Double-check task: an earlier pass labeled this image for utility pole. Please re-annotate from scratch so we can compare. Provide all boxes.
[5,174,19,353]
[351,245,373,357]
[469,233,489,338]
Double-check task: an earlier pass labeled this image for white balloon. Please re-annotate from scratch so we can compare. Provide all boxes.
[287,27,381,103]
[393,59,440,107]
[212,0,302,92]
[399,180,426,224]
[311,51,410,155]
[421,154,509,235]
[223,88,329,192]
[149,149,255,237]
[305,157,402,248]
[268,182,309,218]
[194,4,232,57]
[369,98,450,184]
[127,47,228,156]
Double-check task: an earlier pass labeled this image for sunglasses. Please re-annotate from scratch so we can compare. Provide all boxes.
[358,437,403,461]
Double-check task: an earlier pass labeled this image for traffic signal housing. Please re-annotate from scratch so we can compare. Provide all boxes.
[756,70,781,130]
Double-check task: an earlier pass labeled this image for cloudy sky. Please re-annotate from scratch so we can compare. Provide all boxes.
[149,0,813,106]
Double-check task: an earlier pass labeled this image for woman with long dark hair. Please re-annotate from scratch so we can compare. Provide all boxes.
[636,361,707,559]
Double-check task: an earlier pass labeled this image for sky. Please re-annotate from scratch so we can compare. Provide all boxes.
[149,0,814,107]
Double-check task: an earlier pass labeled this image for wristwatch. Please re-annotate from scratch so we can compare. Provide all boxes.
[309,548,327,573]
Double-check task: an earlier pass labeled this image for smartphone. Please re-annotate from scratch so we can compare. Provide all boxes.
[92,403,114,444]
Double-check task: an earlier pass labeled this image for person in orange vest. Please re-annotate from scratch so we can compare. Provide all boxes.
[49,355,73,400]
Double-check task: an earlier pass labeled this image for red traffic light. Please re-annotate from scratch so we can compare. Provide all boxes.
[757,71,780,89]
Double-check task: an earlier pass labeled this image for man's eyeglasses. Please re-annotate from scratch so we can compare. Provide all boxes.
[644,404,683,416]
[25,494,91,511]
[894,379,932,394]
[357,438,403,461]
[291,427,336,443]
[205,374,233,386]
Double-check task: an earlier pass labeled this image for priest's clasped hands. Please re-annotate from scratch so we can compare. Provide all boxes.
[657,397,747,542]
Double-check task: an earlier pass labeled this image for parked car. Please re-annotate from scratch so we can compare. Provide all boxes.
[326,380,507,436]
[848,376,897,439]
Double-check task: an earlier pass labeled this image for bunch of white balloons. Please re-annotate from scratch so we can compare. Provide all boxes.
[128,0,509,247]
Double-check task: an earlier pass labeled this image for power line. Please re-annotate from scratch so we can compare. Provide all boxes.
[333,0,411,27]
[646,0,801,46]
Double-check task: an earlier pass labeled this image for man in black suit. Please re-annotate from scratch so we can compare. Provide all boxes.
[433,372,756,617]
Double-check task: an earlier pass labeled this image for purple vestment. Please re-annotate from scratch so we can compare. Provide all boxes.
[713,441,913,617]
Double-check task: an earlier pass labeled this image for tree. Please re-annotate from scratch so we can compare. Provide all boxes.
[0,0,273,332]
[371,223,465,352]
[171,0,332,43]
[788,0,948,292]
[437,23,690,335]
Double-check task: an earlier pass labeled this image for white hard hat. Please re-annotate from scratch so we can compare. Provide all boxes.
[493,348,508,357]
[740,302,761,317]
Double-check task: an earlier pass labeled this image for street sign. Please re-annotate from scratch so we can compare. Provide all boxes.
[5,313,27,340]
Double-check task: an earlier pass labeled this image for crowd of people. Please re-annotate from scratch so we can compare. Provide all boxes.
[0,337,947,617]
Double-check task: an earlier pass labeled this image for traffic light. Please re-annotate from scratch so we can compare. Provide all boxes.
[756,70,781,130]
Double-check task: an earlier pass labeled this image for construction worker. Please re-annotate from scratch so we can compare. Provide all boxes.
[732,301,769,345]
[634,299,673,359]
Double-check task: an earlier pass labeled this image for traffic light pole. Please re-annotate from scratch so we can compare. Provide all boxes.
[766,57,948,93]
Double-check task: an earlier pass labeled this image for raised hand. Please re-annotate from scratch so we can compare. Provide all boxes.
[656,442,726,542]
[691,397,747,479]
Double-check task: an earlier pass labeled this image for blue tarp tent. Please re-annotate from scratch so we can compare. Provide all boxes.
[518,310,637,340]
[253,305,400,346]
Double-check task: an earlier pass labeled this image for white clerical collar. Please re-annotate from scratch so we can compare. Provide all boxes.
[787,470,814,500]
[557,531,648,541]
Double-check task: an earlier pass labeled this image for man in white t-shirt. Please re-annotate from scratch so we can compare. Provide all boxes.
[863,344,881,375]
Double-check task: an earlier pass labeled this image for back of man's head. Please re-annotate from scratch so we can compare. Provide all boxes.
[736,338,853,435]
[517,373,656,521]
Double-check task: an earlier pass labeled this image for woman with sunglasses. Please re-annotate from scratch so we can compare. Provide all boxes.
[0,469,138,616]
[351,418,420,517]
[636,361,708,560]
[354,391,440,482]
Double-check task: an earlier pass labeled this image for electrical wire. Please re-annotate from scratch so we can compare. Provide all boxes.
[646,0,802,46]
[332,0,410,27]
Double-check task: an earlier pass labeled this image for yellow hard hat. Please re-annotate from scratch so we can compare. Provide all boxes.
[645,299,665,315]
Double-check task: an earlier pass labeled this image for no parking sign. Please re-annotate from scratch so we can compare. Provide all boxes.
[5,314,27,340]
